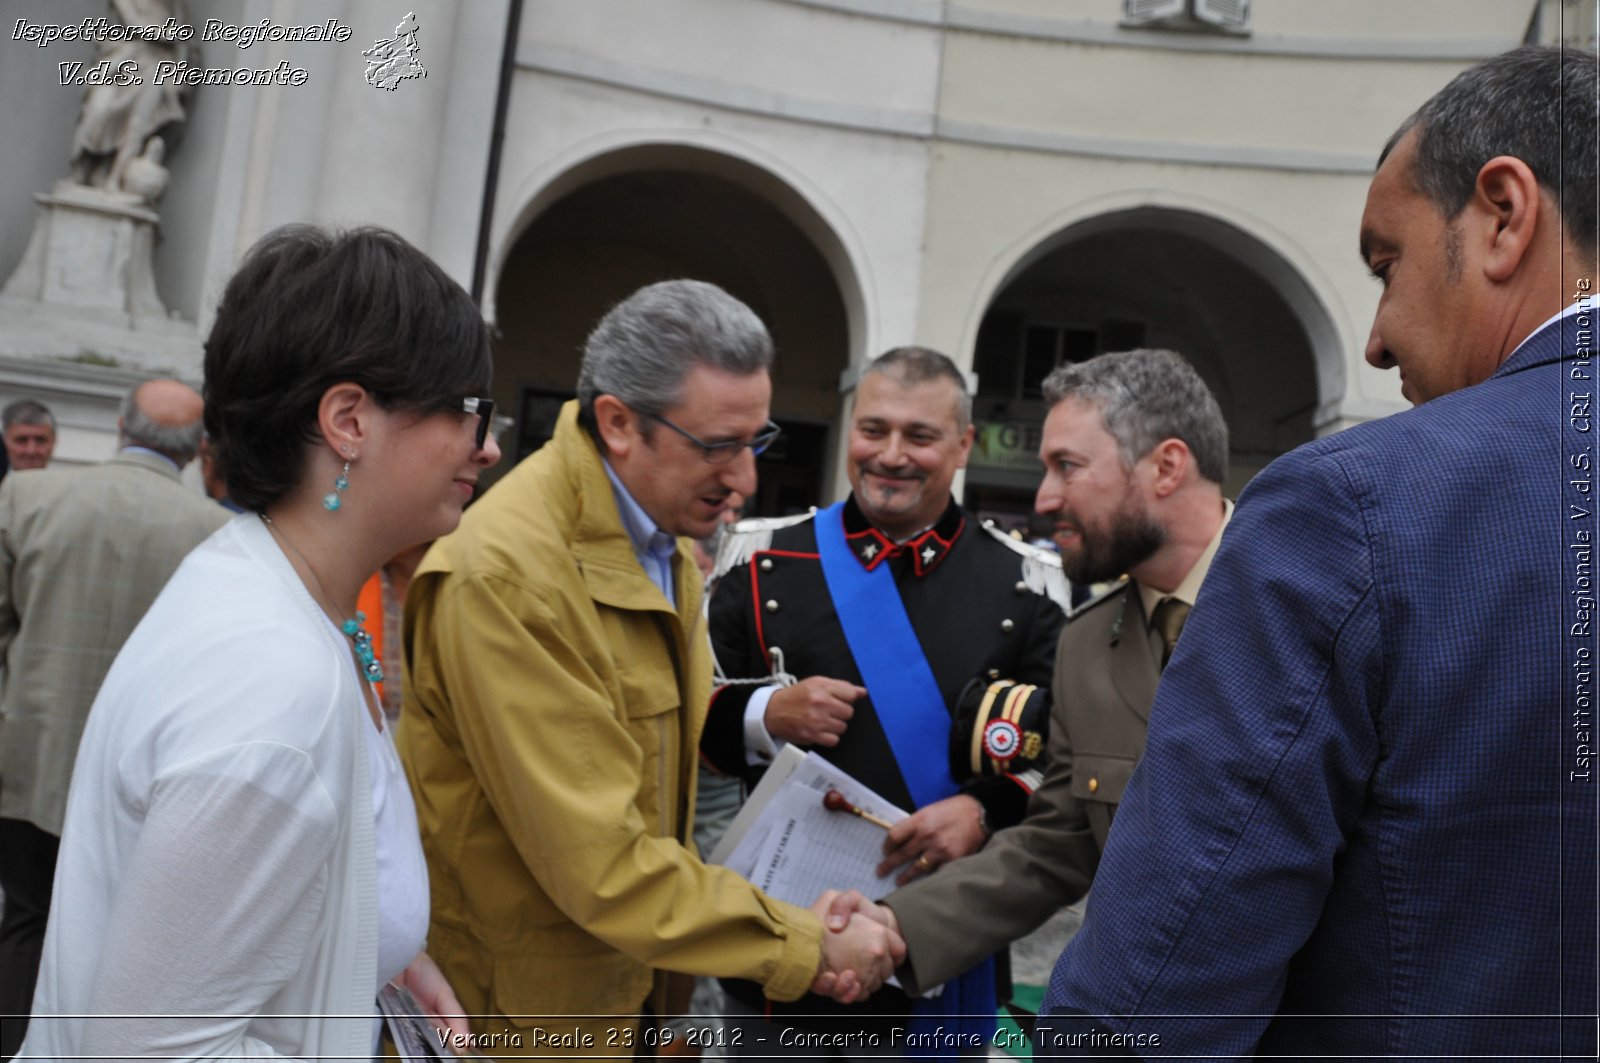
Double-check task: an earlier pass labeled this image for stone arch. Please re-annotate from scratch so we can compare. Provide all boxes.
[961,196,1344,517]
[487,139,865,512]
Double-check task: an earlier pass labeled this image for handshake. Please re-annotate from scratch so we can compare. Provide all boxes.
[806,890,904,1003]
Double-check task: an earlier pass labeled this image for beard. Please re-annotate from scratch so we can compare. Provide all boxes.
[1059,494,1165,585]
[854,463,930,525]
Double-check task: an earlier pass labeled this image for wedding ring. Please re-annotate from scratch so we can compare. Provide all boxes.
[914,855,934,874]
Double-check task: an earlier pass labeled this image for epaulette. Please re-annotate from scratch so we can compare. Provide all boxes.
[979,521,1076,617]
[710,509,816,583]
[1069,576,1131,621]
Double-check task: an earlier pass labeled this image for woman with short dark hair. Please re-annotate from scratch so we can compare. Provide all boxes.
[22,225,500,1059]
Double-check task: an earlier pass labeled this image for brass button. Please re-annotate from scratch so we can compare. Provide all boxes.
[987,668,1000,680]
[1000,619,1015,633]
[759,558,773,572]
[1014,581,1028,594]
[1087,777,1099,794]
[765,599,780,613]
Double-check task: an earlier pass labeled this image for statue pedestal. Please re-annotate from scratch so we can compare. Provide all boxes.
[0,181,200,374]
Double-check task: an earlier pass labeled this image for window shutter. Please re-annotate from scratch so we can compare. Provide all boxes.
[1194,0,1251,30]
[1122,0,1186,22]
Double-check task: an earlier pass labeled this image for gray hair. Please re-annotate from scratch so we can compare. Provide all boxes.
[861,346,972,429]
[1382,46,1597,266]
[119,386,203,465]
[1041,349,1228,485]
[577,280,774,431]
[1,399,54,432]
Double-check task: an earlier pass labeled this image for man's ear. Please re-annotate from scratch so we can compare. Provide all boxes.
[592,394,638,458]
[953,422,975,470]
[1147,438,1192,498]
[1472,155,1542,284]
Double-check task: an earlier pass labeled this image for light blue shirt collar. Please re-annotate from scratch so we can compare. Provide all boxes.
[602,457,679,608]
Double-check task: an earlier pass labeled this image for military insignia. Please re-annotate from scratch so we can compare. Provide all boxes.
[952,676,1052,780]
[983,718,1022,763]
[1091,577,1132,644]
[845,526,896,570]
[710,509,816,583]
[1022,731,1043,760]
[907,531,949,576]
[980,521,1074,616]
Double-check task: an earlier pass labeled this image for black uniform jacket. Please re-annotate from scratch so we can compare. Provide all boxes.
[702,496,1066,1027]
[705,497,1064,817]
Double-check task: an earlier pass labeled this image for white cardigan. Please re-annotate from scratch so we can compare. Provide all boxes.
[22,514,378,1060]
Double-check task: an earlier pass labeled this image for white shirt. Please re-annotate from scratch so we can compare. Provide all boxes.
[368,713,429,987]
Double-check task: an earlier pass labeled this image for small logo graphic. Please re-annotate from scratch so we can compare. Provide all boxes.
[982,718,1021,764]
[363,12,425,91]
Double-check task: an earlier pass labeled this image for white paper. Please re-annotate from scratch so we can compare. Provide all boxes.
[710,746,909,907]
[709,743,805,868]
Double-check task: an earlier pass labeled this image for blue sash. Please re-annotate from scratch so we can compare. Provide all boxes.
[814,501,996,1058]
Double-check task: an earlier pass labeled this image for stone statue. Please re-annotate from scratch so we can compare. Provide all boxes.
[68,0,198,203]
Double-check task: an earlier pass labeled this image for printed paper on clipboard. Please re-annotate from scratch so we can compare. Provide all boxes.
[378,982,488,1060]
[709,745,909,907]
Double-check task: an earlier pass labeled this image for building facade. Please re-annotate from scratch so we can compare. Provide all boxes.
[1,0,1592,515]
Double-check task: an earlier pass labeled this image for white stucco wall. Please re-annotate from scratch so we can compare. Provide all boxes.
[489,0,947,365]
[0,0,1569,474]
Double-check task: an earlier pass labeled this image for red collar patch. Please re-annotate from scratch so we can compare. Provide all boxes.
[842,520,963,577]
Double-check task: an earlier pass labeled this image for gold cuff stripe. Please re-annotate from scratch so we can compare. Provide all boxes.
[970,680,1010,773]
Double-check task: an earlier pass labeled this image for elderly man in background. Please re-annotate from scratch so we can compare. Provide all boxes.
[1036,46,1598,1058]
[398,280,899,1057]
[1,400,56,474]
[0,379,225,1055]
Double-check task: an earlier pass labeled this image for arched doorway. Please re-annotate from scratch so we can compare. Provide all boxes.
[491,148,858,516]
[965,207,1337,528]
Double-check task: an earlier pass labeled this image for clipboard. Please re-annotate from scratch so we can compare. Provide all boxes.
[709,745,909,906]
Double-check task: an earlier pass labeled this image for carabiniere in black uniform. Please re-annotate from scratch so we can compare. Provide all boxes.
[702,495,1069,1033]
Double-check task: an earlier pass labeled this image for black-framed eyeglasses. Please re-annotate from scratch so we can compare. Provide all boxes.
[461,396,495,450]
[647,412,782,465]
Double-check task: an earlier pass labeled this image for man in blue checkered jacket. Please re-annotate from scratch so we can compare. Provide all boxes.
[1037,45,1599,1060]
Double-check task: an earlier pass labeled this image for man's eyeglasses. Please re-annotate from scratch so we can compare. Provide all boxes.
[461,396,495,450]
[647,413,781,465]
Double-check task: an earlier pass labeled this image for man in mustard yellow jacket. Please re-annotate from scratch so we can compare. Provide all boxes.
[398,280,899,1057]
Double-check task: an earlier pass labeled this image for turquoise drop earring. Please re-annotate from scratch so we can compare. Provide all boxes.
[323,461,350,512]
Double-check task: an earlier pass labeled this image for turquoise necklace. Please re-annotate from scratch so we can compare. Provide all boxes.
[261,514,385,684]
[341,613,384,683]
